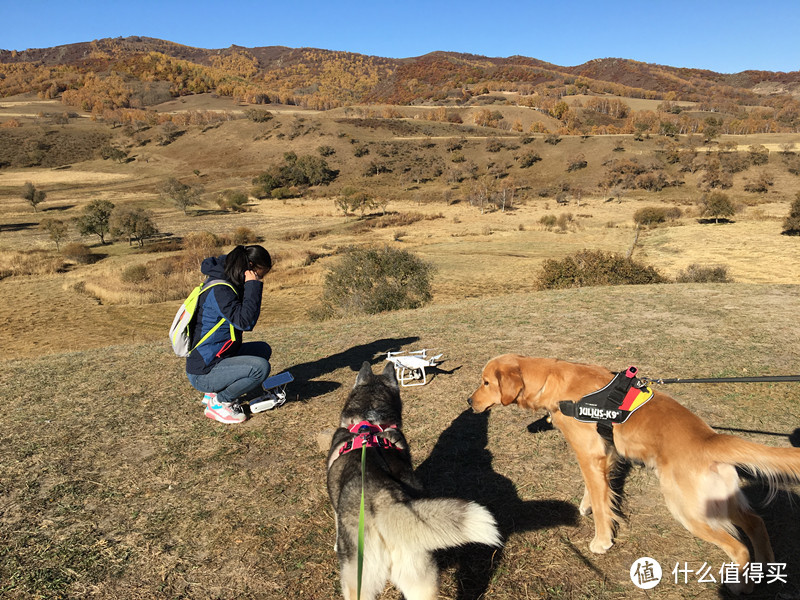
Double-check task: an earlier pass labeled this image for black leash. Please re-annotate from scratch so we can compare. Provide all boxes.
[645,375,800,385]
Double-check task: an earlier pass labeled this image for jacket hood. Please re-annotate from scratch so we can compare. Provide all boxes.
[200,255,228,280]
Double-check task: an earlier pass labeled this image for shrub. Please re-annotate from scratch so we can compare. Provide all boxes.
[675,264,732,283]
[633,206,669,226]
[782,193,800,235]
[485,138,503,152]
[536,249,667,290]
[743,172,774,193]
[121,264,149,284]
[566,154,588,172]
[748,144,769,166]
[252,153,338,197]
[217,190,249,212]
[139,239,182,253]
[63,242,94,264]
[245,109,273,123]
[556,213,574,231]
[519,151,542,168]
[785,154,800,175]
[313,246,435,319]
[317,145,335,156]
[539,214,557,229]
[232,227,259,245]
[544,134,562,145]
[99,144,129,163]
[276,186,303,200]
[183,231,221,264]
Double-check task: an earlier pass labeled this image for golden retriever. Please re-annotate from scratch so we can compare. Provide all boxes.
[468,354,800,594]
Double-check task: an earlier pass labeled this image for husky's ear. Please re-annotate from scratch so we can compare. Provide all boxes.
[381,362,399,390]
[355,361,373,387]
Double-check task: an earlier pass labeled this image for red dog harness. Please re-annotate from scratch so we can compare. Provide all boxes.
[338,421,399,456]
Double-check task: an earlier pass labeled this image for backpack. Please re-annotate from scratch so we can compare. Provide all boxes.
[169,279,237,357]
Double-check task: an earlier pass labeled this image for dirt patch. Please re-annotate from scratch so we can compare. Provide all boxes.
[0,167,133,187]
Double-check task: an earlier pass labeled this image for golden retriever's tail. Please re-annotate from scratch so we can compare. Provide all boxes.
[375,498,502,551]
[709,434,800,495]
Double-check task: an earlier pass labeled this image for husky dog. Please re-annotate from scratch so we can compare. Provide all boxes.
[327,362,502,600]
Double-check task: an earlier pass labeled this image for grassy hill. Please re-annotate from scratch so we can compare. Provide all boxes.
[2,283,799,599]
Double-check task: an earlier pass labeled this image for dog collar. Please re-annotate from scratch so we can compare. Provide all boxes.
[338,421,399,456]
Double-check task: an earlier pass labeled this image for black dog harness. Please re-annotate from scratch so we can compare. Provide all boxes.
[558,366,654,445]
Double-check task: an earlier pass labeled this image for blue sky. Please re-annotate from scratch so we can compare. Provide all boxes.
[2,0,799,74]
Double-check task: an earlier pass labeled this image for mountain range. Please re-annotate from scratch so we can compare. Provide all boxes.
[2,36,799,111]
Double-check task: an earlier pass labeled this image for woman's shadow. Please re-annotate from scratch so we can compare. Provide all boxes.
[415,409,578,600]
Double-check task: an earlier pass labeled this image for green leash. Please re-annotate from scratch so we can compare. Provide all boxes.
[357,443,366,600]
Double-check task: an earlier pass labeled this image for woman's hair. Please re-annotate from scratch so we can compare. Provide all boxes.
[224,245,272,286]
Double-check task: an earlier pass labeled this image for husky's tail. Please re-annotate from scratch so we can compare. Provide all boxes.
[374,498,502,551]
[708,434,800,497]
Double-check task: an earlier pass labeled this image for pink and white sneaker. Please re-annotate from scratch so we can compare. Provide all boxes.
[205,400,246,424]
[202,392,217,406]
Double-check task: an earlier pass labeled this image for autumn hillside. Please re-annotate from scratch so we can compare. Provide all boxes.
[2,37,800,135]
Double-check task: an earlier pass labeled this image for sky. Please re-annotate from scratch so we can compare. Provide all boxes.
[2,0,799,74]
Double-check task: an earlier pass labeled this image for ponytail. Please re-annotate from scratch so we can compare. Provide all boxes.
[224,245,272,286]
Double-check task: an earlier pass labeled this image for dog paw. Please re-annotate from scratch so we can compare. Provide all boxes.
[589,537,613,554]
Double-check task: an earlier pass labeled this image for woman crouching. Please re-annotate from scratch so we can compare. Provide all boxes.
[186,244,273,424]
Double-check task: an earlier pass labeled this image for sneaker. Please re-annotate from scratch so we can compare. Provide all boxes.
[249,390,286,414]
[202,392,217,406]
[205,400,246,424]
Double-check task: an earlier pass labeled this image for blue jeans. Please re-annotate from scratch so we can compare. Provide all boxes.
[187,342,272,404]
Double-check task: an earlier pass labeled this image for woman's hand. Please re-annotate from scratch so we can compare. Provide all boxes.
[245,264,270,282]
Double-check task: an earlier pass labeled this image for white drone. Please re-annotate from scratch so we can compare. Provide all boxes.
[385,349,444,387]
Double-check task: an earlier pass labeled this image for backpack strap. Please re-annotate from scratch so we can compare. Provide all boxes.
[190,280,238,355]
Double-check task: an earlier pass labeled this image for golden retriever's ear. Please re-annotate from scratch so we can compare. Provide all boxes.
[497,364,524,405]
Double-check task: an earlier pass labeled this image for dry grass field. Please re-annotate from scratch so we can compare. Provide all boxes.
[1,93,800,599]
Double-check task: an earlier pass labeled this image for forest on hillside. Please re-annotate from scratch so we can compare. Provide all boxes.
[2,37,800,136]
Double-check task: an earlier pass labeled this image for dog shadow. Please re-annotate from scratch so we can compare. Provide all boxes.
[527,415,634,520]
[289,336,420,400]
[714,428,800,599]
[713,477,800,600]
[790,429,800,448]
[415,409,579,600]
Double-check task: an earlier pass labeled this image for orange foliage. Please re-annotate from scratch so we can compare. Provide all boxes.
[2,38,800,135]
